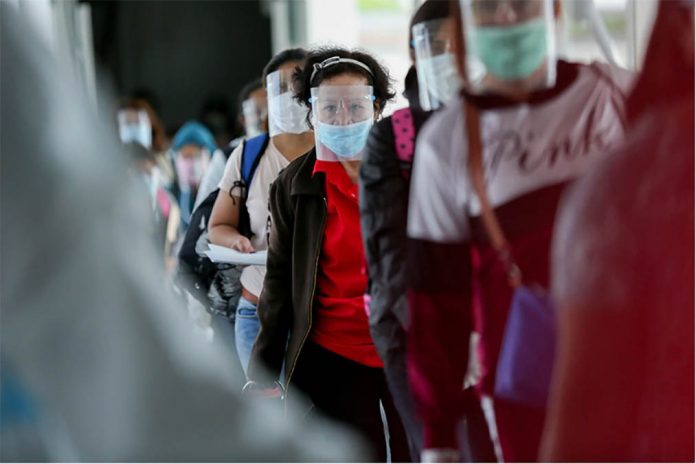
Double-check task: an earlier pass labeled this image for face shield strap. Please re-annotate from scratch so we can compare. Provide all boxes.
[310,56,374,85]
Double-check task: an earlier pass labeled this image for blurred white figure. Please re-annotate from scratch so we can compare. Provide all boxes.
[0,3,364,461]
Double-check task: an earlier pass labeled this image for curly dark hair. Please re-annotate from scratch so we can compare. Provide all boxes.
[292,47,396,128]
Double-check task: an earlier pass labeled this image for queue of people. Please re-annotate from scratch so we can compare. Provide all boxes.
[6,0,691,462]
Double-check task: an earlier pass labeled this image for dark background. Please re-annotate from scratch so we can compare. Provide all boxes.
[87,0,272,139]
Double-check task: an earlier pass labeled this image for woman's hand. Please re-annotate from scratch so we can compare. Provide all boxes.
[230,235,255,253]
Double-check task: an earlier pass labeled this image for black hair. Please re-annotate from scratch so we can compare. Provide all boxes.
[237,78,263,115]
[129,87,161,113]
[293,47,396,128]
[261,48,308,83]
[408,0,453,49]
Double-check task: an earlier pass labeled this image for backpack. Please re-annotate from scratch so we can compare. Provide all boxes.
[364,108,417,317]
[391,107,416,178]
[176,133,270,315]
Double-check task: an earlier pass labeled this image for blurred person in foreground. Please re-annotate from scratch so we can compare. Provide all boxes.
[541,1,695,461]
[0,3,364,461]
[405,0,633,461]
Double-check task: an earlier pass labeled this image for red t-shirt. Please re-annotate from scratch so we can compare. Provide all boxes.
[310,160,382,368]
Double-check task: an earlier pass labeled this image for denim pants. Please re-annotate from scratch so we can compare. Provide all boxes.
[234,296,259,377]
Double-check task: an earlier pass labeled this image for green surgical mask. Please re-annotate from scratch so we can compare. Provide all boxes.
[471,18,548,81]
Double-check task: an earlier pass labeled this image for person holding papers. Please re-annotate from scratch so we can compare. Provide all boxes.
[208,49,314,376]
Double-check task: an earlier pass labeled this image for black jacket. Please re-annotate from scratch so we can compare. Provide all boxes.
[358,67,430,357]
[247,149,327,391]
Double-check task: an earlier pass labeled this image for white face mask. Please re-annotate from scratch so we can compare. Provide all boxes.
[267,91,310,137]
[419,53,460,109]
[118,110,153,149]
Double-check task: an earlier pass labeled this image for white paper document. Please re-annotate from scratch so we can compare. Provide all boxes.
[205,244,268,266]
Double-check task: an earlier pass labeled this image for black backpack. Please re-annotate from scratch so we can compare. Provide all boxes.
[176,133,270,310]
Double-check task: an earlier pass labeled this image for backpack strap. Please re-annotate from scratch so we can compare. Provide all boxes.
[232,133,270,238]
[241,133,270,186]
[228,133,269,203]
[391,107,416,178]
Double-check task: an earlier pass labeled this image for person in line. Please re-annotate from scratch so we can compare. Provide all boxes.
[0,3,364,460]
[359,0,495,461]
[541,1,694,461]
[239,78,269,139]
[405,0,633,461]
[169,120,217,230]
[125,142,181,264]
[208,48,314,376]
[195,78,268,209]
[117,96,174,186]
[245,48,411,462]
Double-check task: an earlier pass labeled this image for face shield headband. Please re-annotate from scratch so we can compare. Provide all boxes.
[309,56,375,85]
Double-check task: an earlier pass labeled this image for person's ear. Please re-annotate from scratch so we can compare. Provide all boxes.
[373,103,383,121]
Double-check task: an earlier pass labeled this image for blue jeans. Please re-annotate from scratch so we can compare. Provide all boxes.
[234,296,259,377]
[209,313,245,389]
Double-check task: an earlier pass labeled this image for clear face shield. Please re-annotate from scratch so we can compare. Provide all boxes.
[242,98,267,138]
[412,19,461,111]
[118,109,152,149]
[266,69,311,137]
[460,0,557,94]
[310,85,375,162]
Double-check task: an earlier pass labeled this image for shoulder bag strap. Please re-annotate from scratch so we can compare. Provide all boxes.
[463,99,522,288]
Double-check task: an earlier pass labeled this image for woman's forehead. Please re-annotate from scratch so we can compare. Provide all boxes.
[319,73,370,87]
[312,84,373,97]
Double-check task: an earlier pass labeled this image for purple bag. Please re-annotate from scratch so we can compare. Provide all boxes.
[494,285,557,408]
[463,99,557,409]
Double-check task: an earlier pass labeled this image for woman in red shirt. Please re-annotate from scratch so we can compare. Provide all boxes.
[245,48,410,462]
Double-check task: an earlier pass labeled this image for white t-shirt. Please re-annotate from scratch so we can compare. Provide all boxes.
[408,62,633,244]
[195,149,227,209]
[218,139,289,297]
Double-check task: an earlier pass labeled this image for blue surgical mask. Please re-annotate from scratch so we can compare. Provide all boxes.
[317,119,373,159]
[472,18,548,81]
